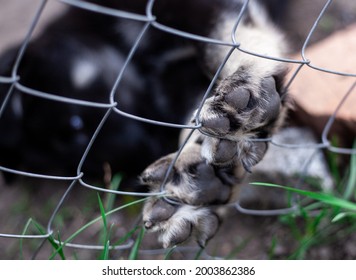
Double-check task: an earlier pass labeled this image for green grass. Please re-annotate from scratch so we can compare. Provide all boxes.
[129,226,145,260]
[251,182,356,212]
[47,197,147,260]
[251,143,356,259]
[12,139,356,260]
[17,174,147,259]
[250,183,356,259]
[20,219,66,260]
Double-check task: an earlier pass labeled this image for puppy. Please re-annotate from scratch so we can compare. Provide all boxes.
[0,0,290,246]
[139,0,290,247]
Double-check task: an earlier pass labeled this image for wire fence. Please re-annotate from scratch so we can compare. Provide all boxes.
[0,0,355,258]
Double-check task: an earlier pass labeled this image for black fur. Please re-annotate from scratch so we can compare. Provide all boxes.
[0,0,289,186]
[0,0,293,248]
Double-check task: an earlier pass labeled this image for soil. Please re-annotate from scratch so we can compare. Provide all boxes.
[0,0,356,260]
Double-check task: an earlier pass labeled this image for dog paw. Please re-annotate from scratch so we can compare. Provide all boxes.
[140,143,237,247]
[142,198,220,248]
[199,75,282,137]
[197,75,282,170]
[140,143,235,205]
[201,136,268,172]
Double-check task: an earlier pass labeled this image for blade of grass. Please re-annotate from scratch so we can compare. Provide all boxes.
[97,193,108,246]
[129,226,145,260]
[49,197,148,259]
[32,221,66,260]
[99,240,110,260]
[311,209,327,234]
[279,214,302,240]
[97,193,108,230]
[20,218,34,260]
[105,173,122,211]
[56,232,65,260]
[332,212,356,222]
[99,224,115,260]
[20,218,66,259]
[288,237,313,260]
[251,182,356,211]
[344,141,356,200]
[164,245,178,260]
[267,236,277,260]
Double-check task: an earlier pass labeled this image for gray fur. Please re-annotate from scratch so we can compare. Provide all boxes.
[141,0,289,248]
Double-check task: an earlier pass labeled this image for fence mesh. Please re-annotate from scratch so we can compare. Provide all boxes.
[0,0,355,259]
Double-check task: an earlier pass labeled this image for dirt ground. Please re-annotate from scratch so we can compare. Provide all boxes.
[0,0,356,260]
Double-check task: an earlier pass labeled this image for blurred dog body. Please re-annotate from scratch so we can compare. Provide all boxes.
[0,0,288,186]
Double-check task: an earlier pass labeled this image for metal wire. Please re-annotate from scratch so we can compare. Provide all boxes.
[0,0,355,257]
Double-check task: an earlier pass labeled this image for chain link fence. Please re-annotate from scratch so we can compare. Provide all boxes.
[0,0,355,259]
